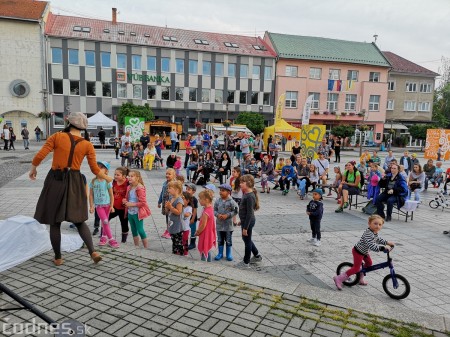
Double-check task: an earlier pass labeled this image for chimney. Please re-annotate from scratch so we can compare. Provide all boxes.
[112,8,117,25]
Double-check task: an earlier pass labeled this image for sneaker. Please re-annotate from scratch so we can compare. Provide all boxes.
[343,202,349,209]
[306,237,316,243]
[161,229,171,239]
[99,236,107,246]
[92,227,99,236]
[235,261,251,269]
[108,239,120,248]
[273,185,279,190]
[314,240,321,247]
[335,207,343,213]
[327,192,332,197]
[250,255,262,264]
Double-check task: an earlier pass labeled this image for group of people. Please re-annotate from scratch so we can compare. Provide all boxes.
[1,125,42,150]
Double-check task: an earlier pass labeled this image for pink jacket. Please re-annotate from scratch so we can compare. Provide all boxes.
[124,185,151,220]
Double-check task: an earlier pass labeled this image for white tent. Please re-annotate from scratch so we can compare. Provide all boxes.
[87,111,118,136]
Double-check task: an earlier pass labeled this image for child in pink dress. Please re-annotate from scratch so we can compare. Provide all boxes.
[195,189,216,262]
[174,155,183,176]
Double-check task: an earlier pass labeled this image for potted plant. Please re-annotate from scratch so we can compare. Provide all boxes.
[222,119,232,127]
[341,112,347,116]
[323,111,330,115]
[330,111,337,115]
[194,120,203,131]
[38,111,51,119]
[349,112,356,116]
[358,109,366,117]
[359,124,369,132]
[313,110,320,115]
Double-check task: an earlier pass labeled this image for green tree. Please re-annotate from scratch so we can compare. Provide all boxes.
[408,124,428,150]
[118,102,154,126]
[235,112,265,135]
[432,83,450,128]
[330,125,354,149]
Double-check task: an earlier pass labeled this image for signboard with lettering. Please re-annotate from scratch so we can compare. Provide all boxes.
[116,71,170,83]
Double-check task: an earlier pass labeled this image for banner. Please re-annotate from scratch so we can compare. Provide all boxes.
[125,117,145,142]
[301,94,314,126]
[300,124,326,159]
[275,93,286,122]
[424,129,450,160]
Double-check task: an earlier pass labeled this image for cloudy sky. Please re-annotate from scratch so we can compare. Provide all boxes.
[50,0,449,79]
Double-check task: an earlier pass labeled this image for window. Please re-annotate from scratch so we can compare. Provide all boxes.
[240,64,248,78]
[52,48,62,64]
[369,95,380,111]
[68,49,79,65]
[161,87,170,100]
[53,79,63,94]
[369,72,380,82]
[147,56,156,71]
[228,63,236,77]
[406,82,417,92]
[345,94,357,111]
[147,85,156,99]
[189,60,198,74]
[215,62,224,76]
[176,59,184,73]
[309,67,321,79]
[404,101,416,111]
[86,81,96,96]
[161,57,170,72]
[420,83,432,93]
[285,66,298,77]
[189,88,197,102]
[252,65,260,80]
[308,92,320,110]
[101,52,110,68]
[85,51,95,67]
[224,42,238,48]
[388,81,395,91]
[329,69,340,80]
[263,93,270,106]
[175,87,184,101]
[132,55,141,70]
[69,81,79,95]
[227,91,235,103]
[418,102,431,112]
[117,83,127,98]
[326,93,338,111]
[203,61,211,76]
[201,89,210,103]
[194,39,209,45]
[117,54,126,69]
[251,92,258,105]
[285,91,298,108]
[215,90,223,103]
[347,70,358,81]
[102,82,111,97]
[54,113,64,127]
[387,99,394,110]
[240,91,247,104]
[264,66,272,80]
[133,84,142,99]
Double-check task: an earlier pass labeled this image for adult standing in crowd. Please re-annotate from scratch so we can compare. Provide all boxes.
[2,124,10,150]
[8,127,16,151]
[253,134,263,162]
[21,126,30,150]
[267,134,273,151]
[140,131,150,149]
[29,112,112,266]
[98,127,106,149]
[281,135,287,152]
[290,140,301,163]
[184,134,192,168]
[268,137,279,167]
[203,130,211,153]
[195,132,203,153]
[154,134,164,167]
[175,133,181,152]
[334,136,341,163]
[170,128,178,152]
[34,126,41,142]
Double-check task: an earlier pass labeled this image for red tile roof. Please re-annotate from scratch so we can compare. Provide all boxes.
[0,0,48,21]
[382,51,439,77]
[45,13,276,58]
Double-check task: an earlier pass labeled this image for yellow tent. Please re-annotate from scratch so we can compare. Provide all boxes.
[263,119,301,151]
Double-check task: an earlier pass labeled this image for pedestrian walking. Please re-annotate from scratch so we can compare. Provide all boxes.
[98,127,106,149]
[2,124,10,150]
[8,127,16,150]
[34,126,41,142]
[21,126,30,149]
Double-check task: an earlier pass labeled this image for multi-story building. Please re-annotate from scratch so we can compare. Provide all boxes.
[0,0,50,135]
[382,51,438,128]
[45,10,276,134]
[264,32,391,144]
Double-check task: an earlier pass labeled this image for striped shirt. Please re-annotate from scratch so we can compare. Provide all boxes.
[354,228,388,255]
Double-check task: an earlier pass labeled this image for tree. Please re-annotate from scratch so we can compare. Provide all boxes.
[432,83,450,128]
[118,102,154,126]
[330,125,354,149]
[408,124,428,150]
[235,112,265,135]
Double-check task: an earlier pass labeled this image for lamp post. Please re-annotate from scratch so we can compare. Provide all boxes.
[224,102,229,151]
[358,109,369,157]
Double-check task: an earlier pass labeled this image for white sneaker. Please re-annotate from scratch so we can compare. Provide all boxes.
[306,238,316,243]
[235,261,251,269]
[314,240,321,247]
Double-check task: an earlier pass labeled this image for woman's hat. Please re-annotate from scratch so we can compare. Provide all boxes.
[67,112,88,130]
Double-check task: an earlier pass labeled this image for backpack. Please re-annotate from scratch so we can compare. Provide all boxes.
[362,201,377,215]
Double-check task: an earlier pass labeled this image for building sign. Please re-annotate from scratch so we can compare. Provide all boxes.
[125,116,145,142]
[116,71,170,83]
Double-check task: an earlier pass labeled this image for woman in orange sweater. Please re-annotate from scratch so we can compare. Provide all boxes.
[29,112,112,266]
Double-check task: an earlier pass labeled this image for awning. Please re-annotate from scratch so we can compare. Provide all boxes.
[384,123,408,130]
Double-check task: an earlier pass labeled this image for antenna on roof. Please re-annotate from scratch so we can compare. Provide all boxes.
[373,34,378,44]
[165,17,167,28]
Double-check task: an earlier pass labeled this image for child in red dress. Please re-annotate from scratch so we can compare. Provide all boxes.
[195,189,216,262]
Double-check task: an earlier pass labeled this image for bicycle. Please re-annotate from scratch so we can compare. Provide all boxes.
[429,189,450,211]
[336,247,411,300]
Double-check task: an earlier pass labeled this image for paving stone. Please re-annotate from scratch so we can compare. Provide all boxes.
[209,320,230,335]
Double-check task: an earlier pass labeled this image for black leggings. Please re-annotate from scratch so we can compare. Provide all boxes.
[109,208,129,233]
[50,222,94,259]
[335,148,341,162]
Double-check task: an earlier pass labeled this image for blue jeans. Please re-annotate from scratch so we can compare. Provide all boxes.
[171,142,176,152]
[217,231,233,247]
[298,178,310,196]
[189,221,197,238]
[376,193,396,218]
[203,145,209,153]
[23,139,29,148]
[186,164,198,179]
[241,219,259,264]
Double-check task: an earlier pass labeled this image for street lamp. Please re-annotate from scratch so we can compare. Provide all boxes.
[358,109,369,157]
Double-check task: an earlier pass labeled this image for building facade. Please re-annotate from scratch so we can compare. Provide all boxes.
[0,0,49,136]
[382,51,438,126]
[45,11,276,135]
[264,32,391,144]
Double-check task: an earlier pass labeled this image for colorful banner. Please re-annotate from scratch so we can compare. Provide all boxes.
[425,129,450,160]
[300,124,326,159]
[125,116,145,142]
[327,80,334,91]
[345,80,354,91]
[275,93,286,122]
[336,80,342,91]
[301,94,314,126]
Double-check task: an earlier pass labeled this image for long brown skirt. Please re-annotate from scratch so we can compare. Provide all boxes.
[34,169,88,225]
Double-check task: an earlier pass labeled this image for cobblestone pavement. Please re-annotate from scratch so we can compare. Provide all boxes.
[1,146,450,336]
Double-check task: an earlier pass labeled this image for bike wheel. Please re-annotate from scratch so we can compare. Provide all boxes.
[382,274,410,300]
[336,262,360,287]
[429,200,439,209]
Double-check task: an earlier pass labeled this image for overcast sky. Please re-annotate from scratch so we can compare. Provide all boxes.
[50,0,449,79]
